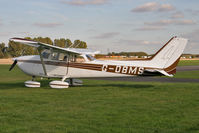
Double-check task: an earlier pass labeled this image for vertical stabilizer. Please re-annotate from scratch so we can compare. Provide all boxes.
[150,37,188,71]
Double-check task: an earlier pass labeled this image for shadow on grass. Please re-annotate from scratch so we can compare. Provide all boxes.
[84,84,154,89]
[0,80,50,90]
[0,81,154,90]
[185,123,199,132]
[0,82,25,89]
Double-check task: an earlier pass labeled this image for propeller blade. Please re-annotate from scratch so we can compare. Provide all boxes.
[9,60,18,71]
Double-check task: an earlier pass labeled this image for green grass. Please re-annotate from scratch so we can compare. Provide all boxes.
[174,70,199,79]
[178,60,199,66]
[1,65,199,133]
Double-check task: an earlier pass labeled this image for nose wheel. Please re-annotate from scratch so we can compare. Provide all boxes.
[32,76,36,81]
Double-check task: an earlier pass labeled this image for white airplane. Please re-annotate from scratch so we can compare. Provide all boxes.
[9,36,187,89]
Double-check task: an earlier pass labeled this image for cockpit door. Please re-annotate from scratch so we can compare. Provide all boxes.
[45,51,69,77]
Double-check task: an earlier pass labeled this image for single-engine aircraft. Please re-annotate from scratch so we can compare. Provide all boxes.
[9,36,187,88]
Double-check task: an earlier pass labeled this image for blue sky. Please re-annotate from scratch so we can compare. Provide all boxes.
[0,0,198,54]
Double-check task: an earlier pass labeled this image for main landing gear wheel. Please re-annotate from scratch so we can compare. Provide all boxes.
[49,76,69,89]
[49,81,69,89]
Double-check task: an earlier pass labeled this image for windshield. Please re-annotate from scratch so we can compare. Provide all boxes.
[86,54,96,61]
[42,50,50,59]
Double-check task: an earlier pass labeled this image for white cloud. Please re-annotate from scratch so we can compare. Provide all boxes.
[61,0,108,6]
[117,39,160,46]
[33,22,64,28]
[186,9,199,16]
[135,26,164,31]
[0,32,10,37]
[170,11,184,19]
[0,19,2,26]
[182,29,199,54]
[145,19,195,26]
[132,2,158,12]
[158,4,175,12]
[136,19,196,31]
[132,2,175,13]
[145,20,173,26]
[92,32,120,39]
[175,20,195,25]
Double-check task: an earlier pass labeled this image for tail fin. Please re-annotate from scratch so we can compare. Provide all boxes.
[150,36,188,74]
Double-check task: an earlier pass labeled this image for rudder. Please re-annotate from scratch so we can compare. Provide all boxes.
[150,36,188,71]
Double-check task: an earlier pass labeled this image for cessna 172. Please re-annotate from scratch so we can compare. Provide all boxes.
[9,36,187,89]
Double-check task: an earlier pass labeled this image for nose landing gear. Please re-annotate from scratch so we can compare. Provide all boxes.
[24,76,41,88]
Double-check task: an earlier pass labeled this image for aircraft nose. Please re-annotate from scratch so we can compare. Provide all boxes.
[12,57,19,61]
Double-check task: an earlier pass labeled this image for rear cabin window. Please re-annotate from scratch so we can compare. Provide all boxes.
[70,55,85,63]
[58,53,68,61]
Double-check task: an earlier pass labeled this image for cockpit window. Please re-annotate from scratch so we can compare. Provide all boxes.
[86,54,95,61]
[42,50,86,63]
[42,50,50,59]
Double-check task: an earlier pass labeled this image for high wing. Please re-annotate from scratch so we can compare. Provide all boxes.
[9,37,100,77]
[9,37,100,55]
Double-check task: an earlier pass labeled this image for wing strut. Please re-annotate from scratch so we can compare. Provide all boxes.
[38,47,47,76]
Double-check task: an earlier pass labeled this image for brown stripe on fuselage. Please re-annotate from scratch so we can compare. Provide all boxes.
[167,69,176,75]
[17,60,146,75]
[17,60,103,71]
[69,63,102,71]
[164,57,180,74]
[17,57,181,76]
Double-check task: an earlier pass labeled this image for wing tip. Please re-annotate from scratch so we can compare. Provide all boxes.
[9,37,37,44]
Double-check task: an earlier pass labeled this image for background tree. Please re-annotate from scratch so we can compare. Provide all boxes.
[33,37,53,45]
[6,37,87,58]
[54,38,72,48]
[8,40,24,57]
[0,43,8,58]
[65,39,73,47]
[73,40,87,48]
[8,37,53,57]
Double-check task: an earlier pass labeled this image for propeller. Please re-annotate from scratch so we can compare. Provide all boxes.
[9,60,18,71]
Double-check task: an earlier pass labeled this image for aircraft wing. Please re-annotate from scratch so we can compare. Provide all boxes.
[9,37,100,55]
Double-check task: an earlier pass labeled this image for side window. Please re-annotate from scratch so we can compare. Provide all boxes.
[51,52,59,60]
[69,55,76,62]
[59,53,68,61]
[76,55,85,63]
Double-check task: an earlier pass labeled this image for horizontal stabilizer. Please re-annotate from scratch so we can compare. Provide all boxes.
[156,69,173,77]
[141,69,173,77]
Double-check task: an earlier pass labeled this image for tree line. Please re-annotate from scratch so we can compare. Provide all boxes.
[0,37,87,58]
[108,52,148,57]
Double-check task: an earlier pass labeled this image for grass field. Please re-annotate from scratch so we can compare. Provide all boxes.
[174,70,199,79]
[178,60,199,66]
[0,65,199,133]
